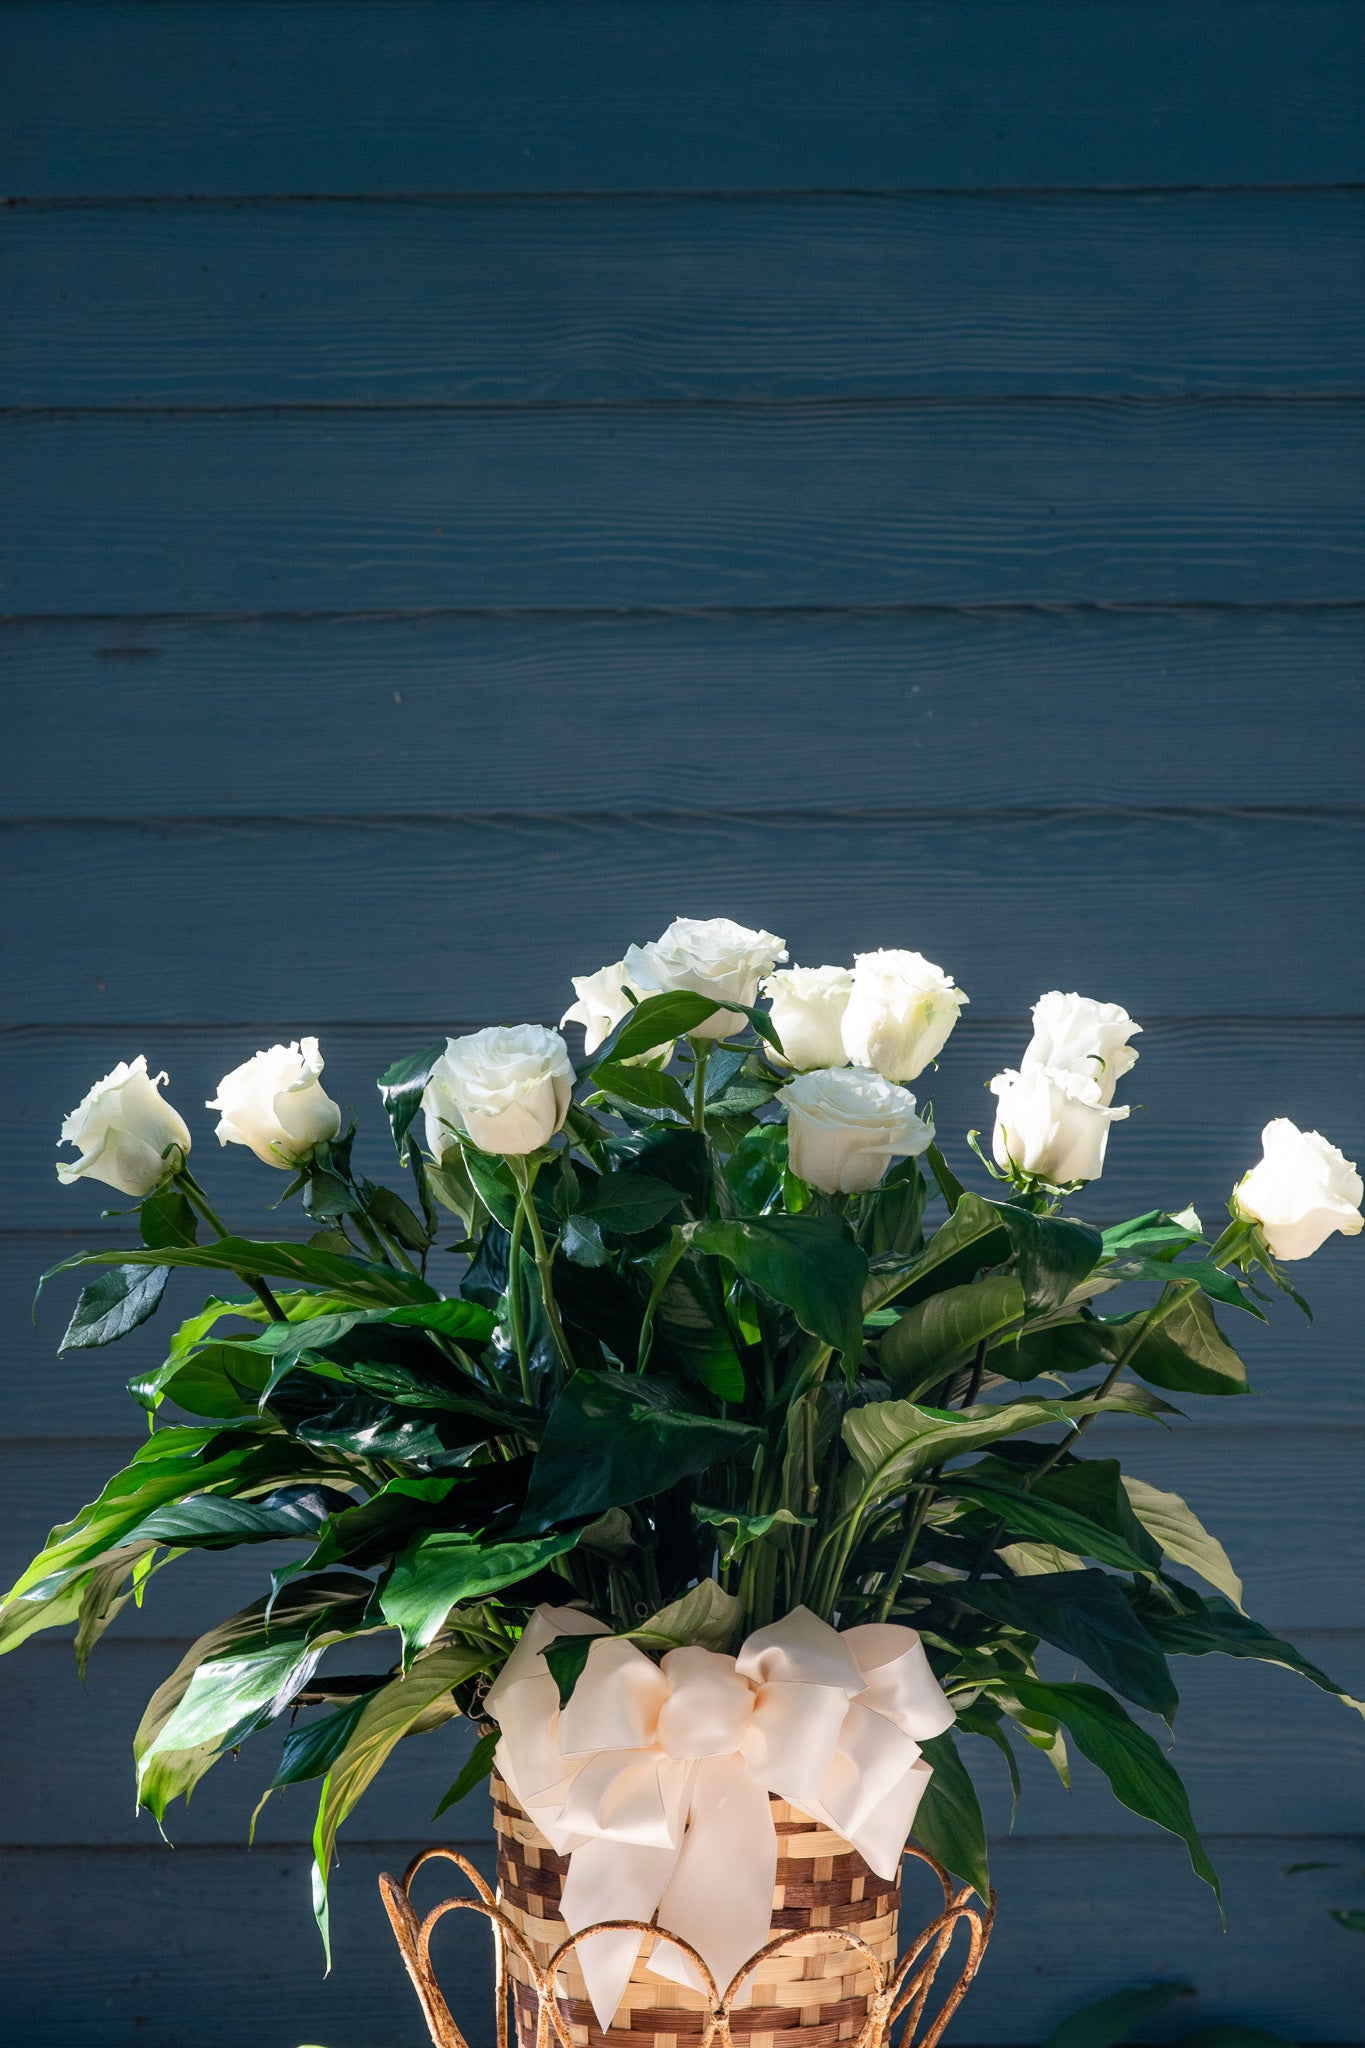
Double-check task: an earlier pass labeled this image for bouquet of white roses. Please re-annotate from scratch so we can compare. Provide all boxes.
[7,916,1361,1967]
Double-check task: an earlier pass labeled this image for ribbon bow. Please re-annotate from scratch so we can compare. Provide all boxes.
[485,1603,955,2027]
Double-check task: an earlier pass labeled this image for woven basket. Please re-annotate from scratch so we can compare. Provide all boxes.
[492,1768,900,2048]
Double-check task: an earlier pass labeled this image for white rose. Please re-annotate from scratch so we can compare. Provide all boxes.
[762,965,854,1070]
[840,949,968,1082]
[207,1037,342,1169]
[423,1024,575,1159]
[990,1065,1129,1186]
[780,1065,934,1195]
[560,960,641,1055]
[623,916,787,1040]
[57,1056,191,1198]
[1021,990,1141,1107]
[1233,1118,1364,1261]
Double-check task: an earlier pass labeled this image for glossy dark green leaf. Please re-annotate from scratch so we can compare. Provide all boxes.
[988,1317,1115,1382]
[381,1527,581,1659]
[580,1172,684,1235]
[1112,1291,1250,1397]
[592,1060,693,1124]
[59,1262,169,1353]
[693,1503,812,1568]
[1101,1211,1204,1258]
[655,1251,746,1399]
[843,1391,1159,1504]
[951,1571,1177,1719]
[378,1043,447,1161]
[1021,1454,1164,1571]
[1009,1675,1221,1901]
[913,1730,989,1897]
[1041,1982,1193,2048]
[1133,1584,1364,1714]
[44,1238,437,1309]
[864,1191,1010,1316]
[543,1632,598,1707]
[724,1124,789,1217]
[588,989,779,1071]
[879,1275,1025,1398]
[273,1691,374,1788]
[692,1214,868,1359]
[125,1483,352,1551]
[948,1473,1161,1579]
[859,1158,928,1259]
[365,1181,434,1251]
[433,1726,500,1819]
[140,1186,199,1250]
[994,1205,1104,1315]
[520,1371,760,1531]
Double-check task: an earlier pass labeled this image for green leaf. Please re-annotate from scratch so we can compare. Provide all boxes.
[1331,1911,1365,1935]
[520,1371,760,1531]
[140,1186,199,1250]
[864,1191,1010,1316]
[44,1238,437,1309]
[1101,1210,1204,1258]
[629,1578,743,1653]
[1008,1675,1221,1902]
[1115,1291,1250,1397]
[1041,1982,1193,2048]
[1121,1476,1244,1610]
[692,1215,868,1359]
[693,1504,813,1569]
[433,1726,500,1819]
[1133,1585,1365,1716]
[592,1060,693,1124]
[579,1172,684,1235]
[951,1572,1177,1719]
[924,1145,966,1209]
[543,1633,598,1708]
[377,1043,447,1162]
[655,1251,746,1400]
[589,990,780,1070]
[125,1484,349,1551]
[842,1391,1156,1504]
[994,1206,1103,1315]
[859,1158,928,1259]
[59,1263,169,1352]
[273,1692,375,1788]
[380,1528,580,1661]
[135,1573,376,1820]
[723,1124,789,1217]
[313,1645,485,1958]
[948,1474,1162,1580]
[913,1730,989,1897]
[879,1275,1025,1398]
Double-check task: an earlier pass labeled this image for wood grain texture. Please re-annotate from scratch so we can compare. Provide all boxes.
[2,1,1362,196]
[5,402,1362,614]
[5,1633,1362,1847]
[6,1428,1362,1637]
[6,192,1363,405]
[5,607,1363,817]
[3,814,1363,1024]
[2,1837,1361,2044]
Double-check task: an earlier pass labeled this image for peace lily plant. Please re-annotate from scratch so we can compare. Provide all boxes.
[8,916,1363,1964]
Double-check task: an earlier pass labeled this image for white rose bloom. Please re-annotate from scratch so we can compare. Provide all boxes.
[762,965,854,1070]
[207,1037,342,1169]
[840,949,968,1083]
[423,1024,575,1159]
[57,1056,191,1197]
[990,1065,1129,1186]
[560,960,640,1056]
[780,1065,934,1195]
[623,916,787,1040]
[1021,990,1141,1107]
[1233,1118,1364,1262]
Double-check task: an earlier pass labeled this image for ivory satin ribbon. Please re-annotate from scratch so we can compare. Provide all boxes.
[485,1603,956,2027]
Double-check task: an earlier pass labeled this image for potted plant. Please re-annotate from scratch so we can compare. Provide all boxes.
[6,918,1361,2045]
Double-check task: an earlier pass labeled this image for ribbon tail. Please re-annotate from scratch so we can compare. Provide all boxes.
[559,1835,679,2030]
[649,1756,777,2006]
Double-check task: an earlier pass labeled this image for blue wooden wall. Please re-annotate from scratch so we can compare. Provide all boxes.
[1,4,1363,2042]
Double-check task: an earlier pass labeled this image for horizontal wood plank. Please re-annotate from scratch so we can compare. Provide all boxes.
[4,402,1362,613]
[5,192,1363,405]
[5,1632,1362,1846]
[1,1837,1360,2043]
[5,606,1363,817]
[7,1428,1362,1637]
[2,2,1361,196]
[2,815,1363,1024]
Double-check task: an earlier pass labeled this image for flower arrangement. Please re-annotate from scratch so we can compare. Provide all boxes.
[7,917,1362,1997]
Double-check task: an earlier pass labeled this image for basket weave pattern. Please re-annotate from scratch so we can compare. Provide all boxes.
[378,1774,994,2048]
[493,1770,901,2048]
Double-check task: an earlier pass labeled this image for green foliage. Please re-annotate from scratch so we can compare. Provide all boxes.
[15,978,1352,1967]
